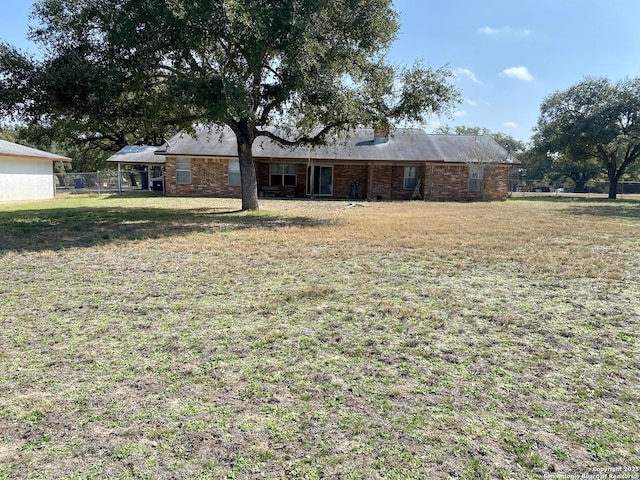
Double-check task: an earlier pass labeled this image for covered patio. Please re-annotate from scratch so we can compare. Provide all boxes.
[105,145,166,193]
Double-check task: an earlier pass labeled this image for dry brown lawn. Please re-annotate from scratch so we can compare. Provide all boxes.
[0,194,638,479]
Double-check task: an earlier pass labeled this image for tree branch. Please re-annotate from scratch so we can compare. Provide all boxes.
[255,121,349,147]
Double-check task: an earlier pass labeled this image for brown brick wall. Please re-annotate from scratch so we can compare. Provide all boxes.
[369,165,425,200]
[482,165,510,201]
[426,164,468,201]
[371,165,392,200]
[333,165,369,199]
[165,156,242,197]
[165,156,510,201]
[425,164,509,201]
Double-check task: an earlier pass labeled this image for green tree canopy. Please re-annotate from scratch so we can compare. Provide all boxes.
[0,126,17,142]
[0,0,460,210]
[534,76,640,199]
[0,40,189,153]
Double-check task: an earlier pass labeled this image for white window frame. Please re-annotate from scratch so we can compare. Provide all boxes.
[270,163,297,186]
[403,166,418,190]
[468,164,483,192]
[176,158,191,185]
[228,159,241,186]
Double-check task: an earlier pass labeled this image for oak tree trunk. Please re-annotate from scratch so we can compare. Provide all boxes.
[236,129,260,211]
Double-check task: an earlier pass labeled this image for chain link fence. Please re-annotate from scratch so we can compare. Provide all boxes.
[511,179,640,195]
[56,170,164,195]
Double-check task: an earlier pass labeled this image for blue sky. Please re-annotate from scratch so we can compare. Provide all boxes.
[1,1,640,143]
[391,0,640,142]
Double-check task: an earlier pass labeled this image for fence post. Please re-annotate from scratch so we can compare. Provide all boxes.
[97,170,101,196]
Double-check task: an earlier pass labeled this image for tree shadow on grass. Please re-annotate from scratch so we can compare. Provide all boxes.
[510,195,640,220]
[564,203,640,220]
[0,205,329,253]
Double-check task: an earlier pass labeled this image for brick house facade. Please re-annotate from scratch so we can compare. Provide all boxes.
[165,156,242,198]
[156,127,519,201]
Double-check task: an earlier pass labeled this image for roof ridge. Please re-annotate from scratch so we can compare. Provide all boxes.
[0,139,71,161]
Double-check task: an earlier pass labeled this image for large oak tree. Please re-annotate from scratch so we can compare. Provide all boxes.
[0,0,460,210]
[535,77,640,199]
[0,24,191,155]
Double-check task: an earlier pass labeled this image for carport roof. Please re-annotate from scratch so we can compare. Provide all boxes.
[105,145,165,164]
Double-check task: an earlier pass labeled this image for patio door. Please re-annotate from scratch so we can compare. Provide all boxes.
[308,166,333,196]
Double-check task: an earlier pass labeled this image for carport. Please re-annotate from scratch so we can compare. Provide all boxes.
[105,145,166,193]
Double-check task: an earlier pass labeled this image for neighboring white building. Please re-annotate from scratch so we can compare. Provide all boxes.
[0,139,71,202]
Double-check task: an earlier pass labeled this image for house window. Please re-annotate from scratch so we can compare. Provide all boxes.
[176,158,191,184]
[403,166,418,189]
[228,159,241,186]
[270,164,296,186]
[469,165,483,192]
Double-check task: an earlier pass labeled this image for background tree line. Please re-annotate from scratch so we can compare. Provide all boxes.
[437,75,640,199]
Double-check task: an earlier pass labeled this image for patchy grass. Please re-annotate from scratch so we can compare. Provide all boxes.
[0,195,638,479]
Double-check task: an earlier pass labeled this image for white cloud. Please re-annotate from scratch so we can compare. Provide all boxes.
[464,98,478,107]
[478,26,499,35]
[453,110,468,118]
[503,122,519,129]
[477,26,531,36]
[501,66,534,82]
[454,68,481,84]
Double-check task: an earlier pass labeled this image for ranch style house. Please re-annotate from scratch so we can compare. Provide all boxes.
[108,127,519,201]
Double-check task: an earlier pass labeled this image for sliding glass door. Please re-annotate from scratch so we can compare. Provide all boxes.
[308,166,333,196]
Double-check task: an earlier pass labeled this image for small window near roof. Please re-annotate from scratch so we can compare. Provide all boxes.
[403,166,417,189]
[228,159,241,185]
[176,158,191,184]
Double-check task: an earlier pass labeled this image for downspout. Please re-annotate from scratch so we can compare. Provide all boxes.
[306,157,311,197]
[309,158,315,199]
[428,163,434,201]
[368,162,374,201]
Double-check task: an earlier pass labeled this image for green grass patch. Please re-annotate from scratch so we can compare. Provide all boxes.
[0,196,638,478]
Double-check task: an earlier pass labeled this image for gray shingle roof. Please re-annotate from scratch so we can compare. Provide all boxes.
[0,139,71,161]
[426,134,518,163]
[105,145,165,164]
[162,126,519,164]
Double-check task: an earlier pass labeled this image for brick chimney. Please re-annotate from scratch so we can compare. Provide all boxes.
[373,124,389,144]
